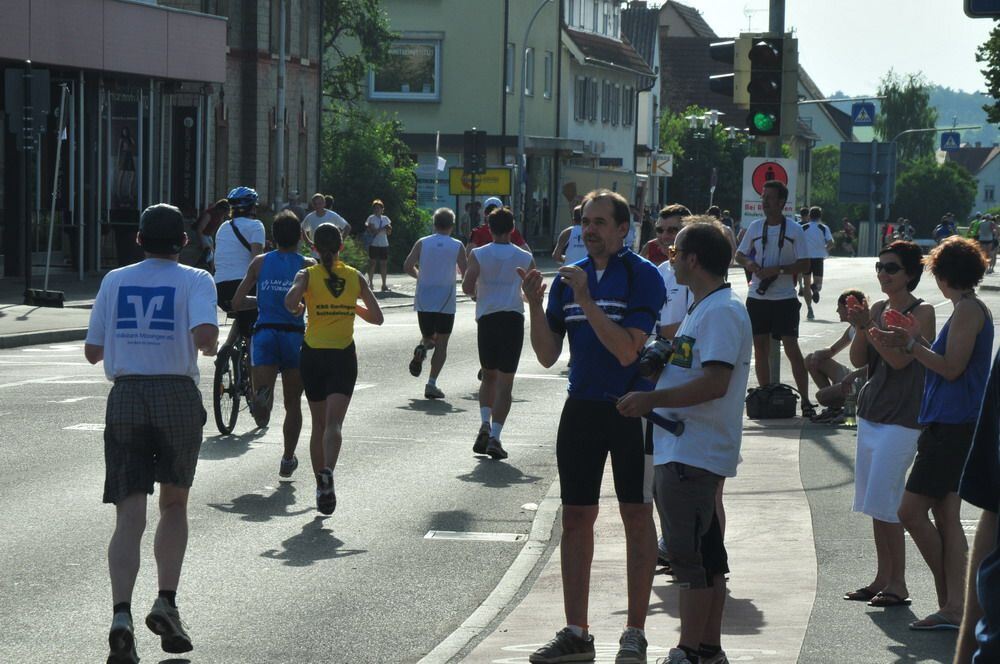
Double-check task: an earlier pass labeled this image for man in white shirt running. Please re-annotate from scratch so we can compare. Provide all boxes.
[798,206,834,320]
[403,207,468,399]
[86,204,219,664]
[552,204,586,265]
[462,206,535,460]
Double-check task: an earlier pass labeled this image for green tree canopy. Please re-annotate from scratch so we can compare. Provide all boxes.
[322,0,395,103]
[977,21,1000,124]
[874,71,938,163]
[892,159,977,236]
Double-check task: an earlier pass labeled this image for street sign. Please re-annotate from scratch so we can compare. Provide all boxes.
[448,167,512,196]
[839,141,897,204]
[851,102,875,127]
[966,0,1000,18]
[651,153,673,177]
[741,157,797,218]
[941,132,961,151]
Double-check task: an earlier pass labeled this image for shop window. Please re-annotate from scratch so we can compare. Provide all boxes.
[369,39,442,101]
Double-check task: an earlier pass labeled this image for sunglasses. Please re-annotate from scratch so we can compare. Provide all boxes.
[655,226,681,234]
[874,261,904,275]
[668,245,682,259]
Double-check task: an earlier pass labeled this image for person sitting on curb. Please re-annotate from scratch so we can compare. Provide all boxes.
[805,289,868,423]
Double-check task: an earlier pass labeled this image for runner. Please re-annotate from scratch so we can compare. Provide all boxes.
[231,211,313,471]
[520,189,665,664]
[284,223,383,515]
[468,197,530,254]
[214,186,264,347]
[463,206,535,460]
[642,204,691,266]
[552,204,586,265]
[301,192,350,244]
[799,206,834,320]
[365,199,392,291]
[403,207,468,398]
[86,204,219,663]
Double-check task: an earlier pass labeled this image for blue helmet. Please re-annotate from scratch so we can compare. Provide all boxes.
[227,186,259,209]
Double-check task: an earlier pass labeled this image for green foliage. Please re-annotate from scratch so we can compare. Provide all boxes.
[322,0,395,103]
[388,208,432,270]
[977,22,1000,125]
[320,107,421,271]
[892,159,978,236]
[809,145,866,227]
[339,236,369,272]
[874,71,938,163]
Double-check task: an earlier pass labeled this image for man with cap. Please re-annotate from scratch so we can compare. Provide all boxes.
[468,197,530,254]
[86,204,219,663]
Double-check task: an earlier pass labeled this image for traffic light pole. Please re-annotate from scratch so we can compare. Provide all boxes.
[767,0,784,384]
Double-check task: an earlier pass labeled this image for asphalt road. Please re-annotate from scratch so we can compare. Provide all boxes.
[2,257,999,663]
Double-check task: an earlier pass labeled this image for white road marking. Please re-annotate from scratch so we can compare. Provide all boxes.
[424,530,526,543]
[515,373,566,381]
[355,382,376,391]
[43,379,104,384]
[0,361,92,366]
[63,423,105,431]
[0,375,73,389]
[49,396,104,404]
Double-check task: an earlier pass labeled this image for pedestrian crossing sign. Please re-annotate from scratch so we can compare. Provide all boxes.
[851,102,875,127]
[941,132,961,151]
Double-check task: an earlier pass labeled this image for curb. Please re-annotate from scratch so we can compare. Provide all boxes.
[0,328,89,350]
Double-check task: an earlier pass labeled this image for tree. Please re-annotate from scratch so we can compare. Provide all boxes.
[322,0,395,103]
[977,22,1000,124]
[874,71,938,163]
[891,159,977,236]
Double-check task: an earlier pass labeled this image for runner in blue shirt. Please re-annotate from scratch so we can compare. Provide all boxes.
[520,189,665,664]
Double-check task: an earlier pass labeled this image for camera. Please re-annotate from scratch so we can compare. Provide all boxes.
[756,275,778,296]
[638,337,673,378]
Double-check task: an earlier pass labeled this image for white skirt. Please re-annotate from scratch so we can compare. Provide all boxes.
[853,418,920,523]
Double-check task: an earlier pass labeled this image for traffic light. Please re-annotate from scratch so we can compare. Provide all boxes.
[463,129,487,175]
[708,38,750,106]
[746,37,783,136]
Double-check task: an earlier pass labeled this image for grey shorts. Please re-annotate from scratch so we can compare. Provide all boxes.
[654,462,728,589]
[103,376,206,504]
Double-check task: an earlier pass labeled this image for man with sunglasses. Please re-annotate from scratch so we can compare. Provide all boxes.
[735,180,814,418]
[641,204,690,266]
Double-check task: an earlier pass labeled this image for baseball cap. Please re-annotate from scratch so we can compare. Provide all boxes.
[139,203,186,254]
[483,196,503,211]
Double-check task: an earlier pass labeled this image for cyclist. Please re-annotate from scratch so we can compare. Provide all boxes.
[284,223,384,515]
[214,186,265,348]
[232,211,313,474]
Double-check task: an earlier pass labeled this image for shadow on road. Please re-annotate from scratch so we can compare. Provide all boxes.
[157,659,191,664]
[456,458,542,488]
[207,482,313,522]
[261,516,366,567]
[426,509,475,532]
[199,428,268,460]
[398,398,468,416]
[867,609,957,663]
[646,585,764,635]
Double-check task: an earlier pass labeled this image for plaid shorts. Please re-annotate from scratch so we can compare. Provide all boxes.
[103,376,206,504]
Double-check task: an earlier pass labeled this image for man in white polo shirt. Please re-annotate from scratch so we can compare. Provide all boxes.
[85,204,219,664]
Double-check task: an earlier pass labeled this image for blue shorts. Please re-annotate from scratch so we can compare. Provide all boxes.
[251,327,303,370]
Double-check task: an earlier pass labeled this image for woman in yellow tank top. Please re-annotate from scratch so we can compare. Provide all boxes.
[285,223,383,515]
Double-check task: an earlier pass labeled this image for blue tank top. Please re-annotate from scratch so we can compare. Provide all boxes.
[919,299,994,424]
[255,251,305,330]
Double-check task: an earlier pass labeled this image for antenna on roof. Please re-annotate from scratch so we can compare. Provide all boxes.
[743,4,766,31]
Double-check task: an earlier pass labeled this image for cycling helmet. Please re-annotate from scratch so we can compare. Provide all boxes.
[227,186,259,209]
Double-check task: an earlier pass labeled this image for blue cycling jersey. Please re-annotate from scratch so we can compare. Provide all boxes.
[256,251,305,330]
[545,248,664,400]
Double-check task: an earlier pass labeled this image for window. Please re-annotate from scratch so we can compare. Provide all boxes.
[568,0,575,26]
[577,0,585,26]
[506,42,515,94]
[611,83,620,126]
[300,0,311,59]
[575,76,587,121]
[612,2,620,37]
[524,47,535,96]
[588,79,598,121]
[592,0,599,32]
[544,51,553,99]
[986,185,996,202]
[269,0,291,54]
[369,39,442,101]
[622,86,634,126]
[603,1,610,34]
[601,80,611,124]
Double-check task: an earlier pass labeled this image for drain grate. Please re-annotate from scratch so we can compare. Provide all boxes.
[424,530,526,542]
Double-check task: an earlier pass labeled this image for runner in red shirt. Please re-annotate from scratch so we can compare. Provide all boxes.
[467,197,530,254]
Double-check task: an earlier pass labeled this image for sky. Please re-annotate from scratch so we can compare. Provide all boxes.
[673,0,995,96]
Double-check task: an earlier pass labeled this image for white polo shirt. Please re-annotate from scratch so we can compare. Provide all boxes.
[214,216,265,283]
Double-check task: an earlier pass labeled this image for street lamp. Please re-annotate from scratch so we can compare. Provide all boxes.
[517,0,554,228]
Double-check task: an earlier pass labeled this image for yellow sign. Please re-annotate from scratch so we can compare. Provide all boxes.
[448,168,513,196]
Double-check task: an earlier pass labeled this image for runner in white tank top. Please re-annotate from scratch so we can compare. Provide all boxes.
[403,208,468,398]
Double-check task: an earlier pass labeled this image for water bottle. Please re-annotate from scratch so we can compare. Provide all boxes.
[843,380,858,428]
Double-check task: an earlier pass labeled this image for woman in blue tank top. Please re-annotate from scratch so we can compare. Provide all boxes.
[873,236,993,631]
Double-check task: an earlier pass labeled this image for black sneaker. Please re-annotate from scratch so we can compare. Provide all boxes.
[316,470,336,515]
[811,284,820,303]
[107,612,139,664]
[473,424,490,455]
[409,344,427,377]
[485,437,508,460]
[529,628,596,663]
[145,597,193,654]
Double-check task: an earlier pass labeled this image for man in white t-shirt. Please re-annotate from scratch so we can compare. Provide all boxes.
[798,206,834,320]
[85,204,219,664]
[214,186,265,347]
[617,218,751,664]
[735,180,814,417]
[462,206,535,461]
[403,207,468,399]
[301,192,350,245]
[366,198,392,292]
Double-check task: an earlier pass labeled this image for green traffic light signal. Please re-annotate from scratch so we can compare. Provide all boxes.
[752,112,776,133]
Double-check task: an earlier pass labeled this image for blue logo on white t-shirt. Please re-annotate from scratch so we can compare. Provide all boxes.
[116,286,176,331]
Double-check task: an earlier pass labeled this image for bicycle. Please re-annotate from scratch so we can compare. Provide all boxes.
[213,314,256,435]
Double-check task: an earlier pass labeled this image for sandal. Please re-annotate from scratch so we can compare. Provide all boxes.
[843,587,878,602]
[868,591,911,607]
[802,402,817,419]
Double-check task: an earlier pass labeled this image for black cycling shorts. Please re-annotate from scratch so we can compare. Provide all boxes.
[417,311,455,337]
[477,311,524,374]
[556,398,653,506]
[299,342,358,401]
[216,280,258,338]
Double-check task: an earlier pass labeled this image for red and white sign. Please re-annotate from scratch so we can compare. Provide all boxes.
[742,157,797,219]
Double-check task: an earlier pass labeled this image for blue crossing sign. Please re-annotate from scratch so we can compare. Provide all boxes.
[851,102,875,127]
[966,0,1000,18]
[941,132,961,151]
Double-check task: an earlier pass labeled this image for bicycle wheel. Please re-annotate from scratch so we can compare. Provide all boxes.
[213,346,240,434]
[240,343,255,413]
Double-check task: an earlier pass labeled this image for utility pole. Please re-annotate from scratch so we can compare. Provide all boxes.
[767,0,785,383]
[275,0,287,211]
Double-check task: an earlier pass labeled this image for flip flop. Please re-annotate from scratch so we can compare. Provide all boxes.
[868,592,912,607]
[909,612,959,631]
[843,587,878,602]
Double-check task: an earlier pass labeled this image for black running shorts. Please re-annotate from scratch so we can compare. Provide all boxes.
[808,258,825,277]
[477,311,524,374]
[417,311,455,337]
[556,398,653,506]
[216,280,258,338]
[300,342,358,401]
[746,297,800,340]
